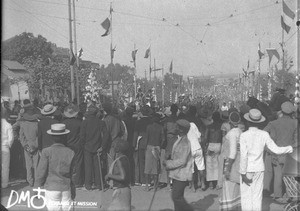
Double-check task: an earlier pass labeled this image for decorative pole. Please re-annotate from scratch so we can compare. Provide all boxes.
[68,0,75,101]
[72,0,80,106]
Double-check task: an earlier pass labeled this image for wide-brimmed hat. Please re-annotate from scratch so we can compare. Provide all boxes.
[229,111,241,126]
[281,101,296,114]
[41,104,57,115]
[47,124,70,135]
[64,104,79,118]
[244,109,266,123]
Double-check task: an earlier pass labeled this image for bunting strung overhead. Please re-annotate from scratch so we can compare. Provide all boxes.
[101,18,111,37]
[266,48,280,65]
[258,43,264,59]
[169,60,173,73]
[144,46,151,58]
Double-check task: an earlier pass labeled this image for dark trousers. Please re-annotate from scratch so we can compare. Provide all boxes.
[84,150,102,190]
[72,147,84,187]
[172,179,194,211]
[134,148,146,184]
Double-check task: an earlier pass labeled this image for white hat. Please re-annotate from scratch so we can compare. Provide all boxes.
[244,109,266,123]
[47,124,70,135]
[41,104,57,115]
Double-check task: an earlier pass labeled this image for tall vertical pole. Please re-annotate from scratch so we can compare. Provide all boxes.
[154,58,156,101]
[72,0,80,106]
[110,3,114,105]
[68,0,75,101]
[133,43,137,100]
[162,65,164,106]
[149,48,152,82]
[297,0,300,77]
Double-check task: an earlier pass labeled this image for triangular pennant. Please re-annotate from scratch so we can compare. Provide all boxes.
[258,43,264,59]
[111,45,116,61]
[266,48,280,65]
[70,50,76,65]
[169,60,173,73]
[283,0,295,20]
[78,48,83,58]
[101,18,111,37]
[281,16,291,33]
[131,49,138,63]
[144,46,150,58]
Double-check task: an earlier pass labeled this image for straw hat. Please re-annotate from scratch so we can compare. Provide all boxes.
[244,109,266,123]
[47,124,70,135]
[41,104,57,115]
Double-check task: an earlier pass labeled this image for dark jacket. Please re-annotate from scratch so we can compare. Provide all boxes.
[104,114,125,142]
[62,118,82,149]
[133,116,153,150]
[80,114,108,153]
[38,117,59,151]
[146,122,165,147]
[36,143,76,192]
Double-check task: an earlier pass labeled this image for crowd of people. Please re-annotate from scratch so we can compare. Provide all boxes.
[1,89,299,211]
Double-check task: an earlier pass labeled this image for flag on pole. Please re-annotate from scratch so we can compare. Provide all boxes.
[242,68,248,78]
[266,48,280,65]
[111,45,116,61]
[78,48,83,58]
[281,16,291,33]
[131,49,138,64]
[101,18,111,37]
[283,0,295,19]
[258,43,264,59]
[144,46,150,58]
[70,50,76,65]
[169,60,173,73]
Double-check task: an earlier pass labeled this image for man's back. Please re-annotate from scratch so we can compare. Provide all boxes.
[264,116,297,147]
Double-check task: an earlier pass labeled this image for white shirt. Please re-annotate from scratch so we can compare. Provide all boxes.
[1,118,14,149]
[240,127,292,174]
[221,105,229,111]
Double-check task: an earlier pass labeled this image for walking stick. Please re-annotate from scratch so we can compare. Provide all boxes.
[97,151,104,191]
[147,176,159,211]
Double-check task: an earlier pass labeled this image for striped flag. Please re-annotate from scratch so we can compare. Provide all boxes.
[281,1,295,34]
[283,0,295,19]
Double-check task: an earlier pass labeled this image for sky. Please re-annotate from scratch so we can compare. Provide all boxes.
[2,0,298,79]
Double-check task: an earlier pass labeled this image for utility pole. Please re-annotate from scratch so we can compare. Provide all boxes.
[68,0,75,101]
[72,0,80,106]
[110,3,114,106]
[133,43,137,100]
[162,65,164,106]
[297,0,300,77]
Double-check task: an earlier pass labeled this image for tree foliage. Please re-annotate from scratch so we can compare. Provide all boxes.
[2,32,53,63]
